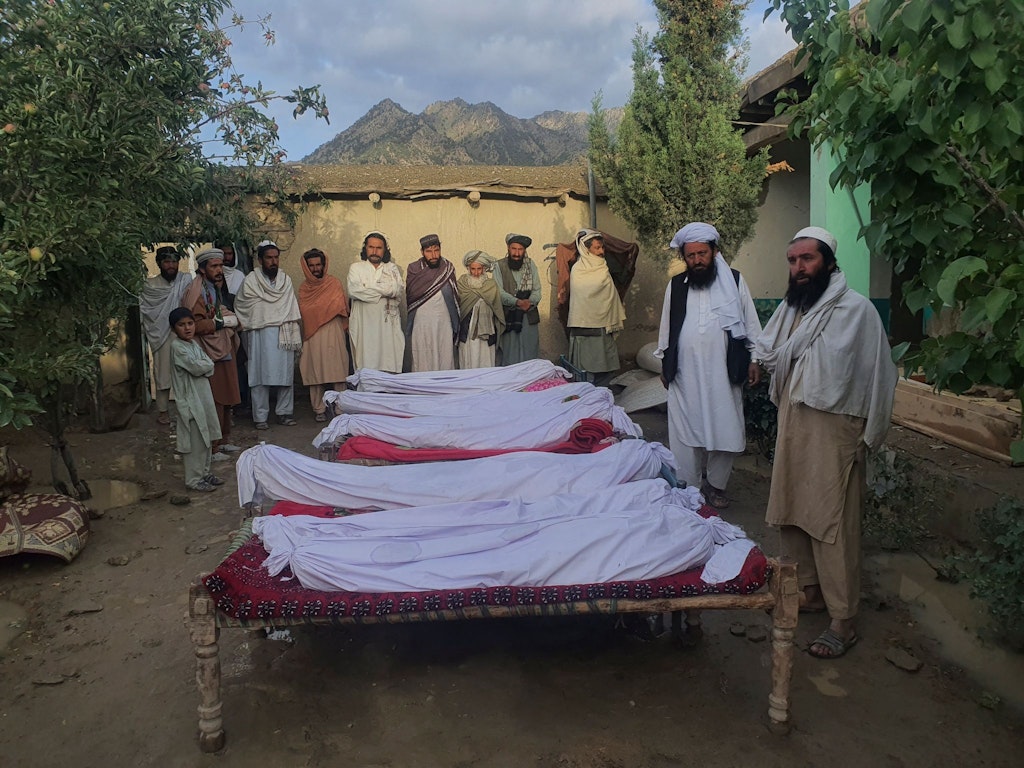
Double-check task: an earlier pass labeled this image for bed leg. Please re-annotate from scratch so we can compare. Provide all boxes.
[768,557,799,734]
[187,577,225,753]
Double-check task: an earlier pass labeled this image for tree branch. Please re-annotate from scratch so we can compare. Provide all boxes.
[946,143,1024,237]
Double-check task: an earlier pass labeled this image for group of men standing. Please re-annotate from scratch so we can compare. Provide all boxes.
[139,230,546,435]
[656,221,897,661]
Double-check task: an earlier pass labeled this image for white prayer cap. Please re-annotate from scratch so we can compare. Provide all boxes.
[462,249,494,269]
[362,230,389,245]
[791,226,838,257]
[256,239,279,258]
[669,222,720,250]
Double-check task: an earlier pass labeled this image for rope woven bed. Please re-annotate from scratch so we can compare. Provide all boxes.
[186,514,800,753]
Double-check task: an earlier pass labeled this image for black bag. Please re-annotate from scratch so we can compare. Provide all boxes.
[726,332,751,385]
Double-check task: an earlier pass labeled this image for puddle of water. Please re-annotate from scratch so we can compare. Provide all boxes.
[0,600,28,654]
[869,552,1024,711]
[87,479,143,512]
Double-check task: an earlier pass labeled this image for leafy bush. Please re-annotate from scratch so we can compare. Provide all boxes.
[864,448,936,551]
[959,497,1024,650]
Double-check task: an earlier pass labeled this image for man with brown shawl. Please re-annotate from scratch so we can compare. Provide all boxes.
[405,233,459,372]
[297,248,350,422]
[181,248,241,459]
[564,229,626,385]
[456,250,505,369]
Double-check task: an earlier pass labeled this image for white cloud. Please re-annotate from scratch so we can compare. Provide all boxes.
[221,1,794,159]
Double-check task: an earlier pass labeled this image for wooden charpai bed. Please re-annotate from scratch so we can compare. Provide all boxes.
[185,509,800,753]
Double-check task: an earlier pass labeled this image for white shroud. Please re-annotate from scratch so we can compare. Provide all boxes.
[235,440,674,509]
[348,359,569,394]
[313,386,642,449]
[254,479,753,592]
[324,381,597,418]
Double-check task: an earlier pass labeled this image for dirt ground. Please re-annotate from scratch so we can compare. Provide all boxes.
[1,394,1023,768]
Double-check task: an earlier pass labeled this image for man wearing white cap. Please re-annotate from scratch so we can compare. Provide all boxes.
[234,240,303,429]
[347,231,405,373]
[756,226,898,660]
[655,223,762,509]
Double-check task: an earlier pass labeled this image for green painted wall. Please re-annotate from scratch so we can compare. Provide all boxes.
[809,144,872,297]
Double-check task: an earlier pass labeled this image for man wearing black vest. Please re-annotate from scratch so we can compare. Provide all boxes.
[655,223,762,508]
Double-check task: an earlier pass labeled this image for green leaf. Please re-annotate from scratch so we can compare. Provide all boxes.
[946,16,971,50]
[959,297,988,331]
[970,41,999,70]
[1011,439,1024,466]
[985,288,1017,323]
[891,340,911,364]
[936,256,987,305]
[901,0,931,33]
[987,359,1012,387]
[970,7,996,39]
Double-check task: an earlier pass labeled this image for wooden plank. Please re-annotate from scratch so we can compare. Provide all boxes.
[892,379,1022,465]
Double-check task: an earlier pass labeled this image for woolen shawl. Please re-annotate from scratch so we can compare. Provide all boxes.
[406,256,457,312]
[234,269,303,351]
[567,233,625,332]
[754,271,898,449]
[298,252,349,341]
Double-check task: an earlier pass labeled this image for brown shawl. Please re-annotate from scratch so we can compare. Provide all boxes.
[181,277,239,361]
[406,256,458,312]
[298,252,349,341]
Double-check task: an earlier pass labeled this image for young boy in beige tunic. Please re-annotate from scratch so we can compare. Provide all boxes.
[168,307,224,493]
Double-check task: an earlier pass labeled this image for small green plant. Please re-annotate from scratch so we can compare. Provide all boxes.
[864,448,938,551]
[958,497,1024,651]
[743,380,777,461]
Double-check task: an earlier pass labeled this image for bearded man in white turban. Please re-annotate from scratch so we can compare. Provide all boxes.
[756,226,897,661]
[456,250,505,369]
[566,229,626,384]
[654,223,762,509]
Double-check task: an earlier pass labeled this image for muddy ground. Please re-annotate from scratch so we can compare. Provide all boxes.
[1,395,1023,768]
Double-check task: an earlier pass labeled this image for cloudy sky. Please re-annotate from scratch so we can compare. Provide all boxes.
[223,0,795,160]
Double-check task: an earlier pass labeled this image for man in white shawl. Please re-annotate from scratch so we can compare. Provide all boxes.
[346,231,406,373]
[567,229,626,384]
[655,223,762,509]
[755,226,898,660]
[234,240,303,429]
[139,246,193,425]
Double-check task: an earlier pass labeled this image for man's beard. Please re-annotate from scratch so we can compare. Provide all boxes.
[785,268,832,310]
[687,259,717,289]
[159,266,177,282]
[262,265,279,280]
[426,259,441,269]
[507,254,524,271]
[466,275,486,288]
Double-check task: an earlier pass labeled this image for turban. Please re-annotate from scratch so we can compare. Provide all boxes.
[462,249,494,269]
[195,247,224,265]
[419,233,441,250]
[576,229,603,248]
[256,240,279,258]
[669,223,720,250]
[156,246,181,262]
[791,226,838,257]
[505,233,532,249]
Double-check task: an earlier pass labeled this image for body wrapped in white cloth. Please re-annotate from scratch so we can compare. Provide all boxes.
[313,386,641,449]
[253,479,752,592]
[324,381,598,418]
[348,359,568,394]
[236,440,675,510]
